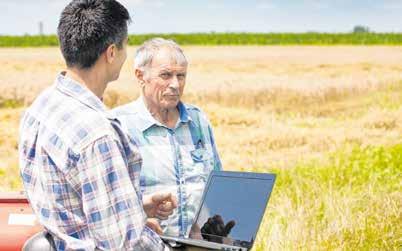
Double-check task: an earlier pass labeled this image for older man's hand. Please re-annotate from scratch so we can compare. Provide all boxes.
[143,192,178,219]
[200,215,235,243]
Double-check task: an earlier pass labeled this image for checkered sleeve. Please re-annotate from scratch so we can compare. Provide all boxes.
[77,135,166,250]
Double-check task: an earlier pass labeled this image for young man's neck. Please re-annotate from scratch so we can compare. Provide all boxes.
[65,66,108,99]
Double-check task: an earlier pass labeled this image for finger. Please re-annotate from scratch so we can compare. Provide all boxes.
[151,192,172,203]
[154,224,163,234]
[201,223,209,233]
[215,222,224,234]
[156,215,168,220]
[153,193,178,208]
[201,223,212,241]
[142,195,153,212]
[205,220,219,235]
[146,219,163,235]
[156,209,173,218]
[158,201,172,210]
[213,215,224,224]
[169,194,178,208]
[156,210,173,219]
[224,220,236,235]
[158,201,175,212]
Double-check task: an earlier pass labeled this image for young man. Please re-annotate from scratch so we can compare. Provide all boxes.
[19,1,175,250]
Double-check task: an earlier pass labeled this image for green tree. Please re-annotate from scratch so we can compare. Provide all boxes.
[353,25,370,33]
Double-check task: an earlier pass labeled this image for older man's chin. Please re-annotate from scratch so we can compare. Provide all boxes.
[162,98,180,108]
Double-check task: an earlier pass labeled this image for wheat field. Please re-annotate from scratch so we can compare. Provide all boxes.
[0,46,401,250]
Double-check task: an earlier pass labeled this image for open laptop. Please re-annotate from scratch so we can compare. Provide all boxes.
[161,171,276,250]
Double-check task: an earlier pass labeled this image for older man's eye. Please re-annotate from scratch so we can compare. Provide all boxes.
[177,74,186,80]
[160,72,172,79]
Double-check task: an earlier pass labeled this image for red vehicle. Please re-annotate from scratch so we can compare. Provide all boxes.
[0,192,42,251]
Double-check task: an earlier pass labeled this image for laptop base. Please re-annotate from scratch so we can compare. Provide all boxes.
[161,235,247,251]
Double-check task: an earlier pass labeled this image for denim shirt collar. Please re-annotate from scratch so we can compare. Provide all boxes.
[136,96,193,132]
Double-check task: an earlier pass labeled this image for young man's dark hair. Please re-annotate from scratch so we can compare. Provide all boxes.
[57,0,130,69]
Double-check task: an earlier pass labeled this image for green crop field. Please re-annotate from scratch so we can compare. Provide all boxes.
[1,32,402,47]
[253,144,401,250]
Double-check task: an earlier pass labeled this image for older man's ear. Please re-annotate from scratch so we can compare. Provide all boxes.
[135,68,144,82]
[135,68,147,91]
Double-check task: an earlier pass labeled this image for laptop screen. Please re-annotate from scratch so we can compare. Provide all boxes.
[189,172,275,248]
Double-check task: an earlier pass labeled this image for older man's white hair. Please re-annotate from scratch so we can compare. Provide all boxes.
[134,37,188,71]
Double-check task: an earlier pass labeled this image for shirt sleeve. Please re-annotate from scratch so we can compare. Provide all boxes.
[204,115,222,171]
[76,135,166,250]
[206,120,222,171]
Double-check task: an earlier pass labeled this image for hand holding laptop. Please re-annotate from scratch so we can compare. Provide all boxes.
[146,218,163,234]
[201,215,236,243]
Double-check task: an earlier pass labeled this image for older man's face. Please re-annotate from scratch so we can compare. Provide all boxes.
[143,47,187,111]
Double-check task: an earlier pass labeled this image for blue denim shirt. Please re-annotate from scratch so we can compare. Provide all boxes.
[111,97,222,237]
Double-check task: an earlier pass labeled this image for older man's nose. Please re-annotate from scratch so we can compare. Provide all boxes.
[169,75,180,89]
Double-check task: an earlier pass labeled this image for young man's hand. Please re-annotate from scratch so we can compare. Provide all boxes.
[143,192,178,219]
[146,218,163,234]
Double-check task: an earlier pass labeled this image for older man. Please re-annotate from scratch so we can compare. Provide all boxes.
[111,38,222,238]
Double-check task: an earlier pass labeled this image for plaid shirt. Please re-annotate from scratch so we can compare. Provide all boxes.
[110,97,222,237]
[19,73,167,251]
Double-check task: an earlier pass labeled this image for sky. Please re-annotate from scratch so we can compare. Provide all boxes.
[0,0,401,35]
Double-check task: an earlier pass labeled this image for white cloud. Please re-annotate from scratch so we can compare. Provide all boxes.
[310,2,330,9]
[118,0,145,7]
[382,2,402,10]
[207,3,225,10]
[119,0,166,9]
[257,2,275,10]
[152,1,165,8]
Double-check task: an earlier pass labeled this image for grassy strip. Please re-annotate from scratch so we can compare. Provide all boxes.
[1,33,402,47]
[254,144,401,250]
[0,98,24,109]
[184,81,402,118]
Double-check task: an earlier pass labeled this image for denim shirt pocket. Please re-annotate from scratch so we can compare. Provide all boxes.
[190,147,214,174]
[190,147,209,163]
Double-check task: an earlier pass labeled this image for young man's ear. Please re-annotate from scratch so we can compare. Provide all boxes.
[105,44,117,64]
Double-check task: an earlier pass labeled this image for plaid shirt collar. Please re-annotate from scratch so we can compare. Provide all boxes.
[55,72,107,113]
[135,96,193,132]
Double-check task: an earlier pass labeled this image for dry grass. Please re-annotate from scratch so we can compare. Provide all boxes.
[2,46,402,104]
[0,108,24,190]
[0,46,401,250]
